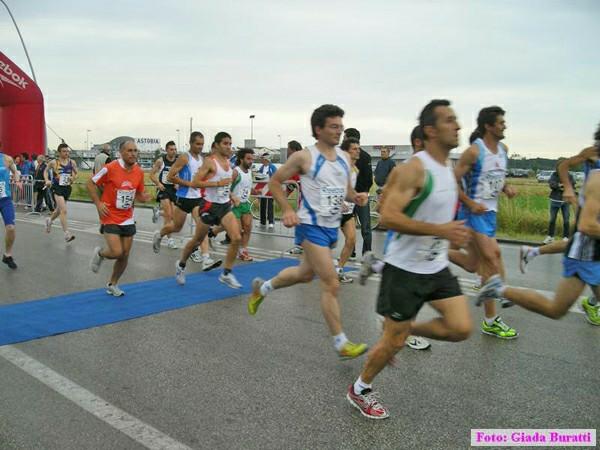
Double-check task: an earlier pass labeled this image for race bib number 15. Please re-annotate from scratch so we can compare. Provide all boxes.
[116,189,135,210]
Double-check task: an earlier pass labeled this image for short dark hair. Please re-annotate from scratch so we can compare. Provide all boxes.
[341,137,360,151]
[165,140,176,148]
[214,131,231,146]
[21,152,29,160]
[419,99,451,141]
[57,143,69,152]
[236,147,254,165]
[410,125,424,149]
[310,104,344,139]
[344,127,360,141]
[469,106,505,144]
[287,140,302,152]
[189,131,204,144]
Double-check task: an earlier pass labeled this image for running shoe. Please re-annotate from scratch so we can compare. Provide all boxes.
[481,316,518,339]
[475,275,504,306]
[151,205,160,223]
[499,298,514,308]
[338,341,368,360]
[268,223,274,230]
[64,233,75,243]
[248,277,265,315]
[2,255,17,270]
[190,250,203,263]
[405,335,431,350]
[346,385,389,420]
[359,251,376,285]
[338,273,354,284]
[238,250,254,261]
[542,235,554,244]
[349,251,357,262]
[167,237,177,249]
[219,272,242,289]
[89,246,104,273]
[286,246,303,255]
[106,283,125,297]
[44,217,52,233]
[175,260,186,285]
[152,230,162,253]
[519,245,535,274]
[202,257,222,272]
[581,297,600,326]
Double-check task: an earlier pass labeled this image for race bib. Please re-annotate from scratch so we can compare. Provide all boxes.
[480,173,504,200]
[160,171,172,185]
[59,173,71,186]
[116,189,135,210]
[0,181,6,198]
[217,184,230,198]
[240,187,250,202]
[320,186,345,216]
[418,237,447,262]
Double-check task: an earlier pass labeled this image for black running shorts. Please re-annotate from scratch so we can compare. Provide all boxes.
[52,185,72,201]
[157,186,177,203]
[100,224,137,237]
[198,198,232,226]
[175,197,201,214]
[376,263,462,322]
[341,213,355,227]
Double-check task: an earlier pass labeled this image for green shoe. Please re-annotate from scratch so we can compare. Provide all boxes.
[581,297,600,326]
[481,316,519,340]
[338,341,368,360]
[247,278,265,316]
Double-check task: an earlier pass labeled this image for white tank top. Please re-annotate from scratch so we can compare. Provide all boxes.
[204,157,233,204]
[297,145,350,228]
[343,166,358,213]
[176,152,203,199]
[384,151,458,274]
[463,138,507,212]
[231,166,253,203]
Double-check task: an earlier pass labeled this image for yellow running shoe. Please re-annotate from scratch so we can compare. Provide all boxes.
[581,297,600,326]
[247,277,265,316]
[338,341,368,360]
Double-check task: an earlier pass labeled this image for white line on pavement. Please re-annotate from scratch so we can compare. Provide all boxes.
[0,346,192,450]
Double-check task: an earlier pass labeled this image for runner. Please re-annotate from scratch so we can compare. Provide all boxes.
[87,140,151,296]
[347,99,472,419]
[453,106,519,339]
[247,104,370,360]
[44,143,77,242]
[151,132,219,271]
[172,132,242,288]
[0,145,19,269]
[150,140,178,249]
[478,168,600,326]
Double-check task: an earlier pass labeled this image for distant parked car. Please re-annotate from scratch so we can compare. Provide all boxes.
[508,168,529,178]
[536,170,553,183]
[573,172,585,184]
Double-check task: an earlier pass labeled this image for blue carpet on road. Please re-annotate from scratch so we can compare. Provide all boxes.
[0,258,300,346]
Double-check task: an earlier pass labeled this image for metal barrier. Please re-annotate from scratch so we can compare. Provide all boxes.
[10,175,39,216]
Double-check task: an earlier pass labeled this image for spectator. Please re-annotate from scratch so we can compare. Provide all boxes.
[344,127,373,256]
[544,159,575,244]
[374,147,396,189]
[34,154,48,212]
[18,152,34,176]
[93,144,112,174]
[257,152,276,229]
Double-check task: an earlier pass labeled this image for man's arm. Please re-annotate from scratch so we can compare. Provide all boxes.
[166,154,190,185]
[43,160,55,185]
[343,153,367,206]
[190,159,231,188]
[229,169,241,205]
[578,172,600,238]
[454,145,487,213]
[7,157,19,182]
[559,147,597,205]
[149,158,164,189]
[87,167,109,218]
[70,159,78,182]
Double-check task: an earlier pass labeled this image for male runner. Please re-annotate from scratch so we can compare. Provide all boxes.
[228,148,255,260]
[44,143,77,242]
[478,169,600,326]
[152,132,219,271]
[173,132,242,288]
[247,104,369,360]
[347,100,472,419]
[150,140,178,249]
[0,145,19,269]
[453,106,518,339]
[87,140,151,296]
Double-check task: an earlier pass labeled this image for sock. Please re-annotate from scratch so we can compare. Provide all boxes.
[260,280,275,296]
[208,228,215,238]
[202,253,210,260]
[223,268,231,276]
[484,315,498,326]
[353,376,372,395]
[333,332,348,351]
[588,296,598,306]
[372,260,385,273]
[179,261,186,269]
[530,247,540,257]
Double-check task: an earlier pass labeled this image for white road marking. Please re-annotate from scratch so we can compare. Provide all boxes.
[0,345,192,450]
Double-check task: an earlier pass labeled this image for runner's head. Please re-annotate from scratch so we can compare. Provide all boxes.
[165,140,177,159]
[419,99,460,151]
[410,125,425,153]
[57,143,70,159]
[380,148,390,160]
[311,104,344,146]
[119,140,138,167]
[344,128,360,143]
[287,140,302,154]
[189,131,204,155]
[469,106,506,143]
[236,148,254,170]
[213,132,232,158]
[101,144,111,155]
[341,137,360,163]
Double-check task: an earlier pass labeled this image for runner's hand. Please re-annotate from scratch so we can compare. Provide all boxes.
[218,178,232,187]
[232,196,241,207]
[282,209,299,228]
[439,220,470,248]
[503,185,517,198]
[468,202,487,215]
[45,180,52,187]
[96,202,109,218]
[138,192,152,203]
[157,183,165,191]
[354,192,368,207]
[563,188,577,207]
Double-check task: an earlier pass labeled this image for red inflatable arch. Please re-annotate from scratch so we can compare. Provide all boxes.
[0,51,45,158]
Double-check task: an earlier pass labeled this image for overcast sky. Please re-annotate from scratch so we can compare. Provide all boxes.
[2,0,599,156]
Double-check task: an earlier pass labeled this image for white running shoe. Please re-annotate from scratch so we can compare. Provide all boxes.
[152,230,162,253]
[167,237,177,249]
[268,223,274,230]
[202,256,222,272]
[90,246,104,273]
[562,237,569,242]
[519,245,535,274]
[405,336,431,350]
[106,283,125,297]
[219,271,242,289]
[359,251,376,285]
[542,235,554,244]
[175,260,186,285]
[45,217,52,234]
[190,250,203,263]
[151,205,160,224]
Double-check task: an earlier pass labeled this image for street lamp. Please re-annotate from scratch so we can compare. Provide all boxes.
[249,115,255,140]
[176,129,180,150]
[277,134,282,149]
[86,129,92,151]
